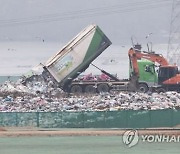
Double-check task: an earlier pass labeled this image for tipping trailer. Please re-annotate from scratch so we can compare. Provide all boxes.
[43,24,115,92]
[42,25,158,93]
[22,25,159,93]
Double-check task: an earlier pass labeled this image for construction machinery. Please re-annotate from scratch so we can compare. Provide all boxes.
[41,24,160,93]
[23,24,180,93]
[128,44,180,92]
[42,24,115,93]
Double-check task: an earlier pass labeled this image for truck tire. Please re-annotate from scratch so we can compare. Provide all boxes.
[157,87,166,93]
[97,83,109,93]
[85,85,96,93]
[138,83,149,93]
[70,85,82,93]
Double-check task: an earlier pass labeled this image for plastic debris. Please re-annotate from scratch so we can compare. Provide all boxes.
[0,75,180,112]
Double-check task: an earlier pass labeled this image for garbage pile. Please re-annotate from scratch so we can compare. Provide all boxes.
[0,79,180,112]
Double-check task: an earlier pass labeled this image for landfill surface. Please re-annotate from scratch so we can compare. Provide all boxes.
[0,76,180,112]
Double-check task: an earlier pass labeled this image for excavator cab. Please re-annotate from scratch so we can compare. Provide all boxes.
[158,66,178,84]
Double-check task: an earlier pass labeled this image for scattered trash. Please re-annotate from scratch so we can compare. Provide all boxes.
[0,78,180,112]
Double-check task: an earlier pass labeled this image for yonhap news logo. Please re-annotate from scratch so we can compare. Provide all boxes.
[123,130,180,148]
[122,130,139,147]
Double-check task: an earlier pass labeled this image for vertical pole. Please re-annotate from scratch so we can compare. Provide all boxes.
[36,112,39,127]
[149,110,152,128]
[82,111,85,128]
[15,112,18,127]
[61,111,63,128]
[171,109,174,127]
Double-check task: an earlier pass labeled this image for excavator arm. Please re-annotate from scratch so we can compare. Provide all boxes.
[128,47,169,77]
[128,48,140,77]
[128,46,169,91]
[134,51,169,66]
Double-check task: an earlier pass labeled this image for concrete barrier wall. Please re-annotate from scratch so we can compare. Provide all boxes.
[0,110,180,128]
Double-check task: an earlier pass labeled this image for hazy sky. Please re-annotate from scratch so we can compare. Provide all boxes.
[0,0,173,45]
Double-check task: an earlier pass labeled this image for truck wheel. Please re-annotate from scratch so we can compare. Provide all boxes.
[85,85,96,93]
[138,83,149,93]
[70,85,82,93]
[97,83,109,93]
[157,88,166,93]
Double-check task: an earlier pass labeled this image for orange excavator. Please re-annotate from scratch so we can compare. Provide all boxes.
[128,44,180,92]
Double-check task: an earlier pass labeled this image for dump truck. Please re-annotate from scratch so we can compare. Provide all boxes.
[43,24,114,92]
[129,59,158,92]
[23,24,170,93]
[40,24,160,93]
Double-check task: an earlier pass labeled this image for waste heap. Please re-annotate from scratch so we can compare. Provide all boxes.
[0,76,180,112]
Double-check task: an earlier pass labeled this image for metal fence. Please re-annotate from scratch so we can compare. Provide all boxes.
[0,110,180,128]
